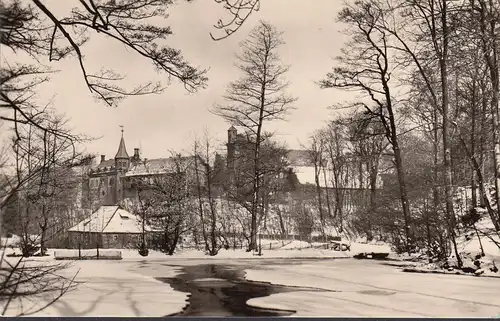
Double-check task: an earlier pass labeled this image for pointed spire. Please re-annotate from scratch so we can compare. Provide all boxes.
[115,126,129,159]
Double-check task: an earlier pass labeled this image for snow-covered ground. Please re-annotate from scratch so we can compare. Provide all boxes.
[244,259,500,317]
[0,236,395,316]
[4,246,351,260]
[2,246,500,317]
[2,239,392,261]
[1,235,394,260]
[1,258,187,317]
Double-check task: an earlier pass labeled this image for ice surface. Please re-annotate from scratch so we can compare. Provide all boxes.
[244,259,500,317]
[1,259,187,317]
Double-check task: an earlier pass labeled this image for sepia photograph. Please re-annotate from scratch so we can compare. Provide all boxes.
[0,0,499,318]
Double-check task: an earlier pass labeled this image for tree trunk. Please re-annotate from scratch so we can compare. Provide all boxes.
[367,156,380,241]
[276,205,287,237]
[204,145,219,256]
[440,0,462,267]
[323,163,333,220]
[314,161,325,236]
[471,74,478,208]
[479,80,488,207]
[479,0,500,229]
[249,51,269,252]
[193,147,209,252]
[358,160,364,189]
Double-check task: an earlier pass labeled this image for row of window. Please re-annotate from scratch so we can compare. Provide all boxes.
[90,177,115,188]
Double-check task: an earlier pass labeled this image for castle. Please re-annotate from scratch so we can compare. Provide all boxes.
[82,129,200,212]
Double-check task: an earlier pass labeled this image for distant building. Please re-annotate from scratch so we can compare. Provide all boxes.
[225,125,389,189]
[224,125,392,214]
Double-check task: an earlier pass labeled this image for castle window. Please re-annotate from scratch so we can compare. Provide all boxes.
[109,177,114,185]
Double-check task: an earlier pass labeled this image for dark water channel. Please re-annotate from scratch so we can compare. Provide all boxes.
[157,264,330,317]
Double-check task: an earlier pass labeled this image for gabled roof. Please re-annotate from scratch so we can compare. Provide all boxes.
[115,135,129,159]
[68,206,150,234]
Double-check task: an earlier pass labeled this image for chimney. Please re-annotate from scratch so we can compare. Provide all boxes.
[134,148,140,160]
[100,155,106,163]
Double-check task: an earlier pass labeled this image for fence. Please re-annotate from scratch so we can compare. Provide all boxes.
[54,243,122,260]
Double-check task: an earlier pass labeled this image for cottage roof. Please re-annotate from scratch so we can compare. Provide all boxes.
[68,206,150,234]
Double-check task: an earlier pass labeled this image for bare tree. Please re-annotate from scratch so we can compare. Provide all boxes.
[343,112,388,240]
[319,1,414,252]
[0,118,82,316]
[2,0,209,107]
[128,154,197,255]
[323,121,349,233]
[210,0,261,40]
[304,131,327,237]
[212,21,296,250]
[193,134,221,256]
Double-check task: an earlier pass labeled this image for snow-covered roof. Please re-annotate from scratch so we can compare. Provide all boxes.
[293,165,333,187]
[125,156,197,177]
[95,159,115,169]
[294,166,318,186]
[68,206,150,234]
[286,150,314,167]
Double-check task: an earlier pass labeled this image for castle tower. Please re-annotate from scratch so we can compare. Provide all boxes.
[109,127,130,205]
[227,125,237,167]
[115,126,130,171]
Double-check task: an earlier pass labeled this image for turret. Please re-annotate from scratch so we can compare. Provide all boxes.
[228,125,237,144]
[115,127,130,171]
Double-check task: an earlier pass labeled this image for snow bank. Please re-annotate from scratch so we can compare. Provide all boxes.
[349,242,392,255]
[278,239,393,255]
[281,240,313,250]
[168,248,350,259]
[4,246,350,261]
[445,221,499,277]
[1,235,22,247]
[398,216,500,278]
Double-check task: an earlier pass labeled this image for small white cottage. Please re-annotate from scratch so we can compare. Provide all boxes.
[67,205,150,249]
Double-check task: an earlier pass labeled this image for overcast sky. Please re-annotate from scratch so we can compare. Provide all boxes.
[5,0,353,160]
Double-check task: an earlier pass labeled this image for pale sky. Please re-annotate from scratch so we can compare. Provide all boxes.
[4,0,352,160]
